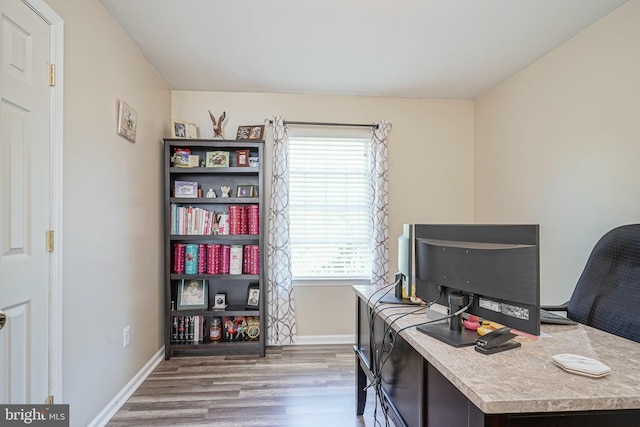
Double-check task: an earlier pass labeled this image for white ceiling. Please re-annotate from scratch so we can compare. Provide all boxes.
[99,0,628,99]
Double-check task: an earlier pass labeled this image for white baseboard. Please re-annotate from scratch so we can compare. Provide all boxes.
[88,346,165,427]
[293,334,355,345]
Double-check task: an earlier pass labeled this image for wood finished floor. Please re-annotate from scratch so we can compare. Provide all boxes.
[107,344,396,427]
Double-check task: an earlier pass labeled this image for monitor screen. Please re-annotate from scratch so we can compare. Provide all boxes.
[414,224,540,347]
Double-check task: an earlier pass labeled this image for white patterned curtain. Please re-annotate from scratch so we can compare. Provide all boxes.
[267,116,297,345]
[371,120,390,287]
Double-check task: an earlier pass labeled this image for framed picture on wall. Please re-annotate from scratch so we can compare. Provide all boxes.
[117,100,137,142]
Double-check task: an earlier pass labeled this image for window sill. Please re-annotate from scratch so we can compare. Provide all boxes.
[293,278,371,287]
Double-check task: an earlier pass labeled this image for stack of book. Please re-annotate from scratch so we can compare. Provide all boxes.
[171,315,205,344]
[172,243,260,275]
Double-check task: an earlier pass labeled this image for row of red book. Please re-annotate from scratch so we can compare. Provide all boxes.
[174,243,260,275]
[171,204,259,235]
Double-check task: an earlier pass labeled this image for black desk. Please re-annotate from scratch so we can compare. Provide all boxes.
[354,286,640,427]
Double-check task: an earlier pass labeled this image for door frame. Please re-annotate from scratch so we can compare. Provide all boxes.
[22,0,64,402]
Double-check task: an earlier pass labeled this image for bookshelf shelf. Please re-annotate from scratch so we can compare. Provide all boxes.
[164,138,266,359]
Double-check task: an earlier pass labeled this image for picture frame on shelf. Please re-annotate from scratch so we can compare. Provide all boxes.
[249,125,265,140]
[177,279,208,310]
[236,125,252,140]
[172,148,191,167]
[187,155,200,168]
[236,185,256,198]
[212,293,227,310]
[175,180,199,198]
[246,285,260,309]
[185,122,199,139]
[171,119,188,138]
[236,149,250,167]
[117,100,137,143]
[206,151,229,167]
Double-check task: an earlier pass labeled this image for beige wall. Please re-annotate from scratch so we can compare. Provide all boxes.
[172,91,475,338]
[45,0,170,425]
[474,1,640,305]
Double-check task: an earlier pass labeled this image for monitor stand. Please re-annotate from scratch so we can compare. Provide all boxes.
[416,292,478,347]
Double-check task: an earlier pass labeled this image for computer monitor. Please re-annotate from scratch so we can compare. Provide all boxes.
[414,224,540,347]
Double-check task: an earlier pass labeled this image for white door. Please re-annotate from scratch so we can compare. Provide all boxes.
[0,0,51,404]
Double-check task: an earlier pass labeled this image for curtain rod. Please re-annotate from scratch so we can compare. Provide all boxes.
[267,119,379,129]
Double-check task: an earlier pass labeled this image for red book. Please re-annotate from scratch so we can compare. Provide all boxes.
[248,205,259,235]
[207,244,221,274]
[228,205,241,235]
[243,245,251,274]
[220,245,231,274]
[249,245,260,274]
[173,243,186,273]
[239,206,248,235]
[197,244,207,273]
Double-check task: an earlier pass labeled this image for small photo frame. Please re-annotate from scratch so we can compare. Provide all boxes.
[177,279,208,310]
[236,185,256,198]
[171,120,188,138]
[186,122,199,139]
[175,180,198,198]
[249,125,265,140]
[236,149,250,167]
[213,293,227,310]
[187,155,200,168]
[246,285,260,309]
[236,126,252,140]
[206,151,229,167]
[117,100,137,143]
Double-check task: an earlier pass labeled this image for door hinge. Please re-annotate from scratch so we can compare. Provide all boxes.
[47,230,55,252]
[48,64,55,86]
[45,395,54,404]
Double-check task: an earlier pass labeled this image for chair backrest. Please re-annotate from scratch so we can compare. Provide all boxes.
[567,224,640,343]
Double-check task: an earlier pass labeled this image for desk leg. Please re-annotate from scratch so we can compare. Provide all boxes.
[355,350,367,415]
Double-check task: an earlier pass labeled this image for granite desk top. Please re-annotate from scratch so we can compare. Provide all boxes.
[354,285,640,414]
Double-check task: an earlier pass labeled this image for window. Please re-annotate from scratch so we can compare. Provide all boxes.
[289,136,373,284]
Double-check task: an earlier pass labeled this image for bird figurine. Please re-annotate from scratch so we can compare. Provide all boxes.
[209,110,226,139]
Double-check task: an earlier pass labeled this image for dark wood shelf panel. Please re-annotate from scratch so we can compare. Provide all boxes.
[171,273,259,281]
[166,139,264,147]
[171,305,260,317]
[169,234,259,243]
[170,197,259,204]
[170,167,258,174]
[170,341,261,355]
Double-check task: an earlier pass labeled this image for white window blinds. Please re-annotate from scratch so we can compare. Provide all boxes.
[289,137,373,280]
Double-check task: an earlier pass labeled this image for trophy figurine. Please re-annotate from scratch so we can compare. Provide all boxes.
[208,110,226,139]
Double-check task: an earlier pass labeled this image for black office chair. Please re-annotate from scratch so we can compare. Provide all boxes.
[546,224,640,343]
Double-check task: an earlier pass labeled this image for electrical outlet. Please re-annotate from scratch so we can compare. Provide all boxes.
[123,326,130,348]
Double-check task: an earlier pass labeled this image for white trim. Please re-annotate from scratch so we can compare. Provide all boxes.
[293,279,371,287]
[293,335,355,345]
[21,0,64,403]
[88,347,165,427]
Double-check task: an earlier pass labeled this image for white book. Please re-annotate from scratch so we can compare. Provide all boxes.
[229,245,243,274]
